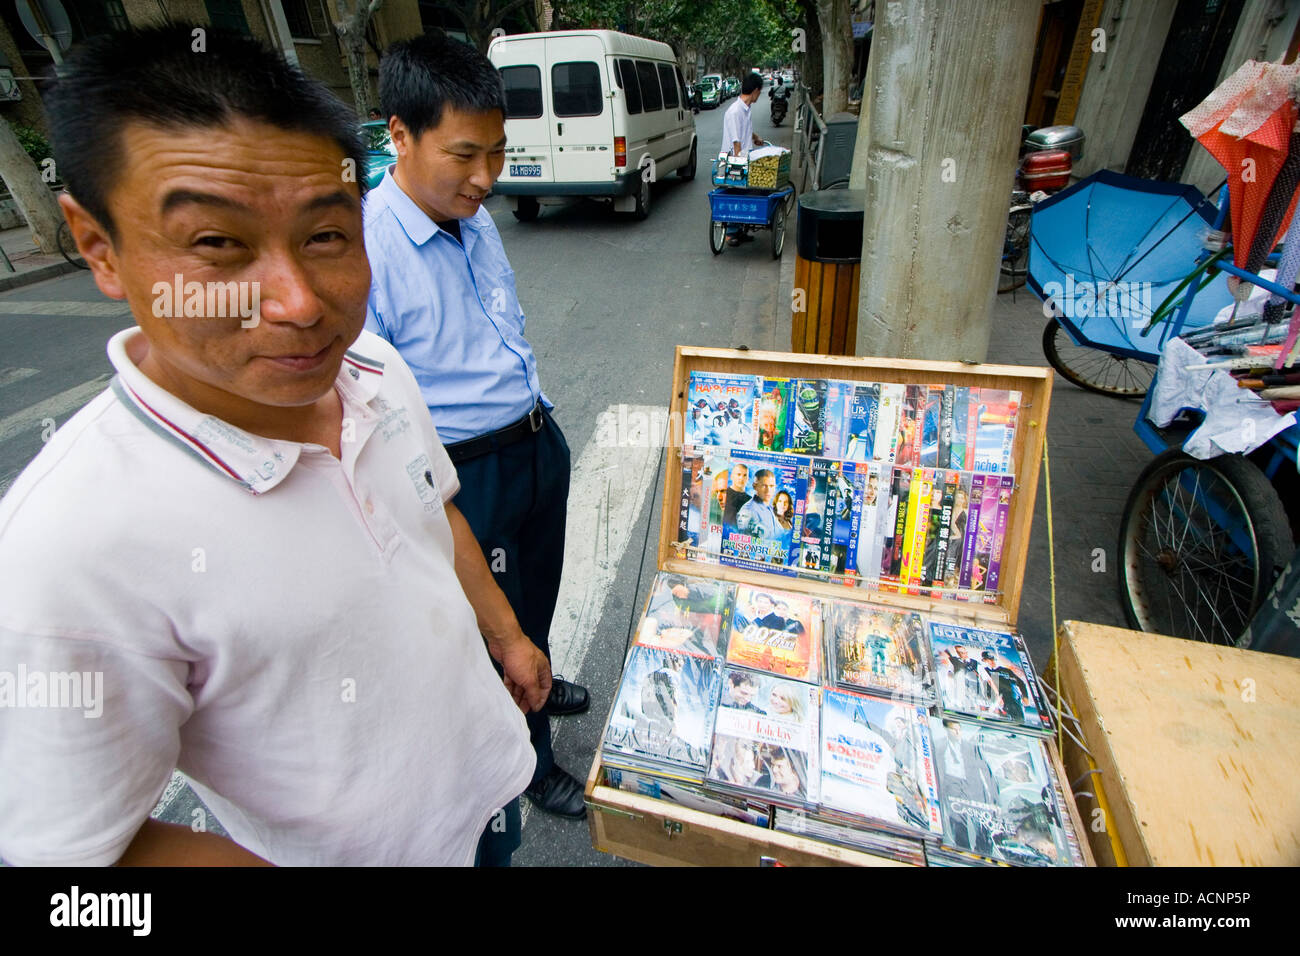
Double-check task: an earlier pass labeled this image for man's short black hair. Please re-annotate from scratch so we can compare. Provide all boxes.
[379,33,505,139]
[742,73,762,95]
[44,22,366,240]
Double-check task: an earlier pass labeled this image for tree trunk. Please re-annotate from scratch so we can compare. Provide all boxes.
[0,122,63,254]
[335,0,383,117]
[854,0,1040,361]
[817,0,853,116]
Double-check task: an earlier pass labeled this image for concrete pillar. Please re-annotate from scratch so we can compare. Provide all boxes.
[852,0,1039,362]
[1181,0,1300,196]
[1072,0,1178,178]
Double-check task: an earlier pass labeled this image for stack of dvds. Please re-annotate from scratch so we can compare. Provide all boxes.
[679,371,1021,602]
[925,719,1086,867]
[601,573,1085,864]
[704,585,823,815]
[601,573,773,825]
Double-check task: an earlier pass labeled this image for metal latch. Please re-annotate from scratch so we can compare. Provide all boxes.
[662,819,684,837]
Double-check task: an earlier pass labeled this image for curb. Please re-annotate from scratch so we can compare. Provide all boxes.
[0,260,82,293]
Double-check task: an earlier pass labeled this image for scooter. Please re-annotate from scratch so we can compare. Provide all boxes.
[770,88,788,126]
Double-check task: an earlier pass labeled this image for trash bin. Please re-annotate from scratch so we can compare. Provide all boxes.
[792,189,863,355]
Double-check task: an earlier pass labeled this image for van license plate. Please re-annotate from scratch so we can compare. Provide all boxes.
[510,164,542,177]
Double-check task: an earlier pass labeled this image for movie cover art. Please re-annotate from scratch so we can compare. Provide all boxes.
[720,450,805,574]
[635,572,734,659]
[829,601,932,703]
[825,461,863,580]
[695,449,734,559]
[755,377,791,452]
[820,690,943,838]
[604,646,723,775]
[708,669,820,806]
[843,382,880,463]
[821,379,856,460]
[786,379,827,455]
[686,372,759,448]
[929,622,1050,735]
[930,718,1075,865]
[972,388,1021,474]
[726,585,820,682]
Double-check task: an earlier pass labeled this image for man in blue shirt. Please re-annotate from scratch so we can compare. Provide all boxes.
[364,34,589,822]
[736,469,780,540]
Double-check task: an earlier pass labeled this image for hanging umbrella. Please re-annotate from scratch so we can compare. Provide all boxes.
[1027,170,1235,360]
[1181,59,1300,273]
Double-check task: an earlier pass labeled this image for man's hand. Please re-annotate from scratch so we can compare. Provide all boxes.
[752,133,764,147]
[445,500,553,713]
[491,633,552,713]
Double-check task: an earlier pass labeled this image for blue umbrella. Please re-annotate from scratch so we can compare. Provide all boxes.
[1027,170,1236,361]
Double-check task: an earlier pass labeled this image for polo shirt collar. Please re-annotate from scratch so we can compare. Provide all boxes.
[373,167,483,248]
[106,327,386,495]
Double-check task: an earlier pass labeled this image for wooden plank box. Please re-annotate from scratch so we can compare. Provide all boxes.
[586,346,1066,866]
[1049,620,1300,867]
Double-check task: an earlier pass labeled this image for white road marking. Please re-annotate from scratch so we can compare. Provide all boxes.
[0,301,130,317]
[0,367,39,387]
[0,373,112,445]
[521,404,663,828]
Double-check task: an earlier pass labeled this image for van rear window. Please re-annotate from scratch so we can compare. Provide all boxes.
[617,59,642,114]
[635,61,662,111]
[552,62,603,117]
[500,65,542,119]
[657,64,679,109]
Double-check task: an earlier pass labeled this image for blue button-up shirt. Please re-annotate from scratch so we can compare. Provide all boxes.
[363,169,546,444]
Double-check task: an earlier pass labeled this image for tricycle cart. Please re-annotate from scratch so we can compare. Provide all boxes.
[708,185,794,259]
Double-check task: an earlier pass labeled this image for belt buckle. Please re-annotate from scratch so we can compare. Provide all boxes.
[528,403,544,433]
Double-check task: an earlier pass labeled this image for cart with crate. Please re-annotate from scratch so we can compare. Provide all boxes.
[708,149,795,259]
[584,346,1093,866]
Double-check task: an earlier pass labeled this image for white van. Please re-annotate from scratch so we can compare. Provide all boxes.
[488,30,698,221]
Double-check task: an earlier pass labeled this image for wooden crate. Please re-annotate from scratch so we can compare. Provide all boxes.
[586,345,1060,865]
[1048,620,1300,867]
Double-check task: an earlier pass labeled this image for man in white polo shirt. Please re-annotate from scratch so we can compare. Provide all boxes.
[720,73,765,245]
[0,25,544,866]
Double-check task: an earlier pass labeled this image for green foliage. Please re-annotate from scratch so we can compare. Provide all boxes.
[8,122,51,166]
[551,0,809,73]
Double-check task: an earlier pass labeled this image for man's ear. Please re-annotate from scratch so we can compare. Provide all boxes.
[58,192,125,300]
[388,116,413,158]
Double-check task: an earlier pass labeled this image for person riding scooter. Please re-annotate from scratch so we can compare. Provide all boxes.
[769,75,789,125]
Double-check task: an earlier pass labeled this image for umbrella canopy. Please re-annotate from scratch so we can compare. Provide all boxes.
[1181,59,1300,272]
[1028,170,1236,360]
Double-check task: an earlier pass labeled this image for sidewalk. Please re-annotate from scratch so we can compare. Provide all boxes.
[0,223,84,292]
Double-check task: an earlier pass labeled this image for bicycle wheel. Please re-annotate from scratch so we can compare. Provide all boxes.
[1118,450,1294,646]
[709,218,726,255]
[1042,318,1155,398]
[997,206,1030,293]
[57,221,89,270]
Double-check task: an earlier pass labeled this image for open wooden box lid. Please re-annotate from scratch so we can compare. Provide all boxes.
[657,346,1054,628]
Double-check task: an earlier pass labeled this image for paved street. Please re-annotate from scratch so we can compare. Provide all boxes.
[0,98,1155,866]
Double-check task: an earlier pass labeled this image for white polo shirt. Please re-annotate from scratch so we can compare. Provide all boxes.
[0,328,534,866]
[721,96,754,157]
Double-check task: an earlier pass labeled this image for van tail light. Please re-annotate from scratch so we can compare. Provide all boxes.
[615,136,627,168]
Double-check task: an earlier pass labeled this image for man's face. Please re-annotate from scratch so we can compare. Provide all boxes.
[753,473,775,503]
[770,755,799,793]
[753,594,773,616]
[391,106,506,222]
[955,646,969,661]
[729,677,756,706]
[729,465,749,491]
[64,119,370,422]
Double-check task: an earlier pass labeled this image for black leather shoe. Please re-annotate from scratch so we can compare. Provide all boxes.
[543,678,590,716]
[524,766,587,819]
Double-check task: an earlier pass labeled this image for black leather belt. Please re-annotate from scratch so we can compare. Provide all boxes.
[445,400,546,465]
